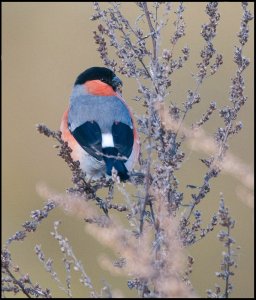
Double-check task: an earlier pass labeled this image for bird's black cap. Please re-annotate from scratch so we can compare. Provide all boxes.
[74,67,122,91]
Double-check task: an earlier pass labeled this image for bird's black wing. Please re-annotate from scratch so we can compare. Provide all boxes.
[71,121,103,161]
[112,122,134,160]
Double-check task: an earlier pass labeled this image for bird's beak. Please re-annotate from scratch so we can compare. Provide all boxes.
[112,76,123,89]
[112,76,123,94]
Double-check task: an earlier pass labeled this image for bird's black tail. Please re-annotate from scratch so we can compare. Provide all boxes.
[102,147,129,181]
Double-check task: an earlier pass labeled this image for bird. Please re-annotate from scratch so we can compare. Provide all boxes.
[60,67,140,181]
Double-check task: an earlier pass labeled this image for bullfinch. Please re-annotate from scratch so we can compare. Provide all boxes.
[60,67,140,181]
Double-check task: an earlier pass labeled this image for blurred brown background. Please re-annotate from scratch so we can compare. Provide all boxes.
[2,2,254,298]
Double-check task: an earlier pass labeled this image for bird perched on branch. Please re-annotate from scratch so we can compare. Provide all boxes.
[60,67,140,181]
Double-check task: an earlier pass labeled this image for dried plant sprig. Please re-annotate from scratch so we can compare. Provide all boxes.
[182,255,195,288]
[177,2,222,137]
[179,2,253,226]
[1,248,52,299]
[36,124,98,194]
[170,2,186,47]
[86,193,195,298]
[2,200,55,298]
[2,249,52,298]
[156,105,253,204]
[207,194,238,298]
[34,244,71,297]
[6,201,56,246]
[192,101,217,129]
[237,2,253,46]
[215,1,253,153]
[36,221,96,296]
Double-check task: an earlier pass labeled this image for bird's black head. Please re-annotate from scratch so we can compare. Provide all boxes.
[74,67,122,91]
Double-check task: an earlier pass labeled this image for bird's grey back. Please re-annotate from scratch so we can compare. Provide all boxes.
[68,93,133,133]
